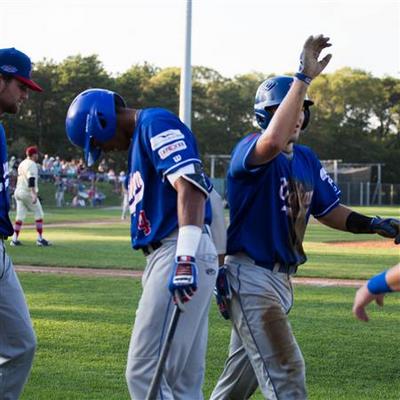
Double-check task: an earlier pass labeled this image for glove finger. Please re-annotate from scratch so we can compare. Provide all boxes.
[180,288,193,303]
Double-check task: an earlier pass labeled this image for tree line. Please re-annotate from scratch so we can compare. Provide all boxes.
[2,55,399,182]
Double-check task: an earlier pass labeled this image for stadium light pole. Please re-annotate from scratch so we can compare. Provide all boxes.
[179,0,192,128]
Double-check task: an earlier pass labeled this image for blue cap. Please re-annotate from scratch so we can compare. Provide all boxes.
[0,48,43,92]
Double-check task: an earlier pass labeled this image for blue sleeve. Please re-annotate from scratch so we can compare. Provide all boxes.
[229,133,267,178]
[309,151,341,218]
[142,111,202,177]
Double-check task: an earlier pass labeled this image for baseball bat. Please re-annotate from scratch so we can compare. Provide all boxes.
[145,304,182,400]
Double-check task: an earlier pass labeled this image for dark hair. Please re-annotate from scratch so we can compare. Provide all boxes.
[0,74,13,83]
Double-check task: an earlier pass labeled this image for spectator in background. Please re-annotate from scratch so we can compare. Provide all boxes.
[119,171,129,220]
[11,145,51,247]
[42,153,49,171]
[54,176,66,208]
[52,156,61,176]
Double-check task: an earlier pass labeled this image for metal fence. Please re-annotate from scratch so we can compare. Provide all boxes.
[339,182,400,206]
[211,179,400,207]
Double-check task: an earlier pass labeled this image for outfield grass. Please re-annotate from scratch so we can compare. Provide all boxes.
[7,206,399,279]
[9,207,122,224]
[20,273,400,400]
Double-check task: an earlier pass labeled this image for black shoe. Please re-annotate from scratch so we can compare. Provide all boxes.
[10,239,22,246]
[36,238,51,247]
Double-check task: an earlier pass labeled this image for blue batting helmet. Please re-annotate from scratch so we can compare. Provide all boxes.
[254,76,314,130]
[65,88,126,166]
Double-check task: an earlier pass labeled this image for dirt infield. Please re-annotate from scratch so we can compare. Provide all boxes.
[329,240,398,249]
[15,265,365,288]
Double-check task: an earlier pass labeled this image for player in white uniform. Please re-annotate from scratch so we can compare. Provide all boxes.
[10,146,51,246]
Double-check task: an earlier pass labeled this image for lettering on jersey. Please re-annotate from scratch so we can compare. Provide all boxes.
[279,177,314,262]
[173,155,182,163]
[320,167,340,194]
[279,177,313,217]
[138,210,151,236]
[150,129,185,150]
[128,171,144,215]
[158,140,187,160]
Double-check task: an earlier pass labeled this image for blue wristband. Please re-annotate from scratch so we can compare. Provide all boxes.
[295,72,312,85]
[367,270,393,294]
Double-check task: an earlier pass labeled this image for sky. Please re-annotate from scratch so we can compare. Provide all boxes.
[1,0,399,78]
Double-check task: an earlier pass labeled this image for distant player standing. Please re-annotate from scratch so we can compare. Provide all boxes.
[0,47,42,399]
[211,35,400,399]
[66,89,221,399]
[10,145,51,247]
[119,171,129,220]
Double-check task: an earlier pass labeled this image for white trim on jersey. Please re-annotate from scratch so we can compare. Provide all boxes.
[163,158,202,178]
[313,197,340,218]
[167,164,196,186]
[166,162,210,198]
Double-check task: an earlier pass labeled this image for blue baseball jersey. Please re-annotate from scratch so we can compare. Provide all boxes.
[0,124,13,237]
[227,132,341,268]
[127,108,212,249]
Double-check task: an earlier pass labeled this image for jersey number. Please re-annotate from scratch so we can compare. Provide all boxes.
[138,210,151,236]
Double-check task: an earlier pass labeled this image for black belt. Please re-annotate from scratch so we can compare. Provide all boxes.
[141,241,163,256]
[259,262,298,275]
[0,235,8,241]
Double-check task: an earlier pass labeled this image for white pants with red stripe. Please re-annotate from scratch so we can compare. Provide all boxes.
[14,190,43,221]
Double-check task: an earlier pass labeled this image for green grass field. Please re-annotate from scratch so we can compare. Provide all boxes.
[8,206,399,279]
[20,274,400,400]
[8,205,400,399]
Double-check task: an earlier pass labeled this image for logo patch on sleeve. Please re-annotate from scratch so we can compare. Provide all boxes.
[150,129,185,150]
[158,140,187,159]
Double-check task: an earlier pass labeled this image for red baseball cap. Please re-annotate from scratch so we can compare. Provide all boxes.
[0,48,43,92]
[26,146,39,156]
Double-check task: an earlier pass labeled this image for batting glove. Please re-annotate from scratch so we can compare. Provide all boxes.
[168,256,198,304]
[370,217,400,244]
[214,265,231,320]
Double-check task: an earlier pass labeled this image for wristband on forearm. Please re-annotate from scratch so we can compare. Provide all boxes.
[367,270,393,294]
[175,225,202,258]
[294,72,312,85]
[345,212,373,234]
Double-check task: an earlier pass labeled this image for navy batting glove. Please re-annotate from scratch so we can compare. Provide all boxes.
[214,265,231,320]
[370,217,400,244]
[169,256,198,303]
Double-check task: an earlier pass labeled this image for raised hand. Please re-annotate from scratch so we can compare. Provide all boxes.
[298,34,332,80]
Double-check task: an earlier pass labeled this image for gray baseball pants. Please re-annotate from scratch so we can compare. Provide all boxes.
[126,230,218,400]
[211,254,306,400]
[0,241,36,400]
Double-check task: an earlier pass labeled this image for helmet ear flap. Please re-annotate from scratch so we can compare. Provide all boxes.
[255,109,273,130]
[301,107,310,130]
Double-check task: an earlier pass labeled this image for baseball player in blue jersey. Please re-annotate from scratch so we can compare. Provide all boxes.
[211,35,400,399]
[0,48,42,399]
[66,90,225,399]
